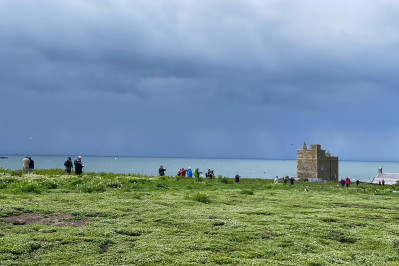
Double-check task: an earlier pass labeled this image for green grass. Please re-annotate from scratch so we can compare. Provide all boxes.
[0,171,399,265]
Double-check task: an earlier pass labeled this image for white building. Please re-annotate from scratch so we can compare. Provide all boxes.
[372,167,399,185]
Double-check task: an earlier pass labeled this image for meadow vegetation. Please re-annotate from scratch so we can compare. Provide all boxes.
[1,168,399,265]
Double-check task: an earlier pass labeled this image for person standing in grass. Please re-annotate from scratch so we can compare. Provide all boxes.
[235,174,240,183]
[22,156,29,174]
[74,156,84,175]
[274,176,279,184]
[290,177,294,186]
[206,169,215,179]
[159,165,166,176]
[186,167,193,177]
[28,157,34,174]
[180,168,186,177]
[345,178,350,187]
[64,157,73,175]
[194,168,202,178]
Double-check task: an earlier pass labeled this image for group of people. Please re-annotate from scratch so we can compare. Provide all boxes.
[340,178,360,187]
[22,156,84,175]
[64,156,85,175]
[22,156,34,174]
[158,166,216,179]
[284,177,295,185]
[176,167,207,178]
[273,176,295,185]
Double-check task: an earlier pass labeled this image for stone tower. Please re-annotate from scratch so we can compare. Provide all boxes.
[297,143,338,181]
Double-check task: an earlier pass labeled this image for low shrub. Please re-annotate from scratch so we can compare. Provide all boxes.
[158,175,169,181]
[9,181,43,194]
[7,170,23,177]
[115,228,142,236]
[155,182,168,189]
[80,184,106,193]
[240,189,254,195]
[39,180,58,189]
[34,169,65,176]
[218,176,233,184]
[106,181,122,188]
[191,193,211,204]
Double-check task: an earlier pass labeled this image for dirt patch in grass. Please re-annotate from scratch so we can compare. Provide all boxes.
[2,213,87,227]
[101,245,109,253]
[262,232,276,240]
[212,221,225,226]
[241,211,272,216]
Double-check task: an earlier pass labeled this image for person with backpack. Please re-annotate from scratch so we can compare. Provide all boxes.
[206,169,214,179]
[64,157,73,175]
[194,168,202,178]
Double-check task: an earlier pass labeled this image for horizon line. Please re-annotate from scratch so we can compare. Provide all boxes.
[1,154,398,163]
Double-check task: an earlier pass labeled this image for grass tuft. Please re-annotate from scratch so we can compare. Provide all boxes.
[190,193,211,204]
[240,189,254,195]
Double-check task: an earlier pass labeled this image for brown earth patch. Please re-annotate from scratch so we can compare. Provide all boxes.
[101,246,109,253]
[2,213,87,227]
[262,232,276,240]
[155,219,163,224]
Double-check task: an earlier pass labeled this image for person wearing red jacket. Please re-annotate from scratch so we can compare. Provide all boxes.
[180,168,186,177]
[345,178,350,187]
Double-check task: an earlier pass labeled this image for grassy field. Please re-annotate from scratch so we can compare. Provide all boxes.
[1,169,399,265]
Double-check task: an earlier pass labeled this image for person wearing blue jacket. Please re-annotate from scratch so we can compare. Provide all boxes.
[186,168,193,177]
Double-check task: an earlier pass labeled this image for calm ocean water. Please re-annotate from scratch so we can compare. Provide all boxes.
[0,155,397,182]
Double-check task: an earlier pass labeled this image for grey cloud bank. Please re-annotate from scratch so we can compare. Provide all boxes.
[1,0,399,161]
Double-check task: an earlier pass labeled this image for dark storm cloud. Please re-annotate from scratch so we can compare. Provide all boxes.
[1,0,399,160]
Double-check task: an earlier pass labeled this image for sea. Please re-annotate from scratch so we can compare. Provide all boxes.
[1,155,398,182]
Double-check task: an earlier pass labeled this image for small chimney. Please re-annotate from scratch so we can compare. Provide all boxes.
[378,167,382,174]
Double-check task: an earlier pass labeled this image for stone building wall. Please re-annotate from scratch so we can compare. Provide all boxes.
[297,143,338,181]
[297,147,317,179]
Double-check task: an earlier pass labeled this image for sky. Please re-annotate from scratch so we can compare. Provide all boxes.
[1,0,399,161]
